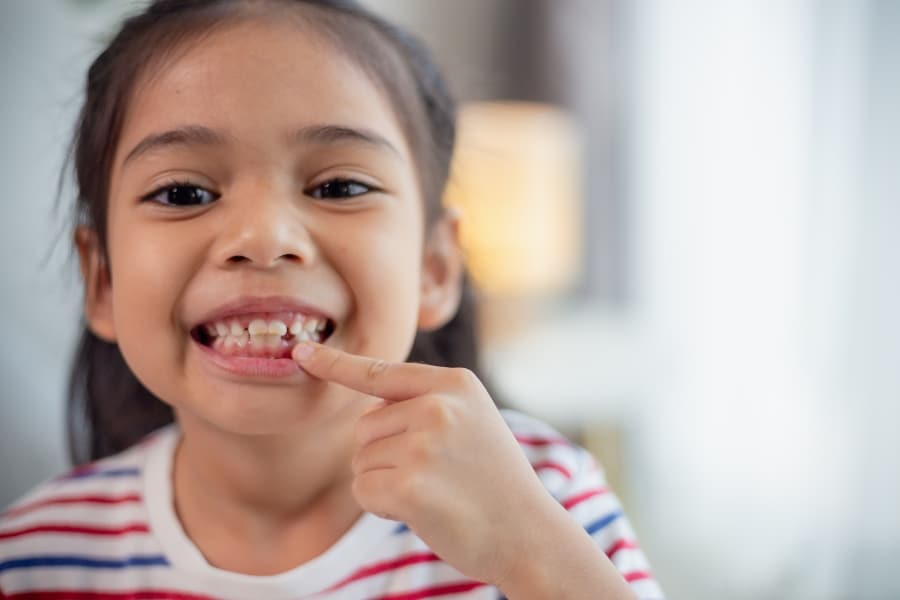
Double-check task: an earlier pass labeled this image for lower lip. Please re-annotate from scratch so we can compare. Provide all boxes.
[192,339,306,379]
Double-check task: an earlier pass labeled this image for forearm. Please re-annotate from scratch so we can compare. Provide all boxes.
[497,500,638,600]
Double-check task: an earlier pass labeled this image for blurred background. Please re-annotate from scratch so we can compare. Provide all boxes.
[1,0,898,598]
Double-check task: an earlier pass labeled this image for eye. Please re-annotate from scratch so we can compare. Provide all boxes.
[308,179,374,200]
[141,182,219,207]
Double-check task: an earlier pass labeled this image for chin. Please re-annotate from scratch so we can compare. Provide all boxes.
[176,384,352,437]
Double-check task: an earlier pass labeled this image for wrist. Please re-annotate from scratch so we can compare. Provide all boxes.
[493,497,571,597]
[495,498,637,600]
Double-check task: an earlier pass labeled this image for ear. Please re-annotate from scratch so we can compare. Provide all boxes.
[417,210,465,332]
[75,226,117,342]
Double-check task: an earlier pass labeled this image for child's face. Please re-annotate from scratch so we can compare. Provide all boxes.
[79,20,461,434]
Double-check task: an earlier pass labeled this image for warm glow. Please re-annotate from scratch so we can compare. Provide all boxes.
[444,101,582,296]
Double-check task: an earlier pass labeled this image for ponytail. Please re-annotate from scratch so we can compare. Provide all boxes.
[67,329,172,464]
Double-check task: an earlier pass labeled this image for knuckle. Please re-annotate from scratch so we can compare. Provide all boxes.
[324,349,343,376]
[367,359,390,380]
[448,367,479,390]
[354,414,374,446]
[409,435,434,465]
[351,474,367,500]
[353,473,397,521]
[422,396,453,428]
[351,473,376,506]
[397,472,425,508]
[350,451,365,475]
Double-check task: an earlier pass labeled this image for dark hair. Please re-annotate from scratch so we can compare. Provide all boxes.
[67,0,489,465]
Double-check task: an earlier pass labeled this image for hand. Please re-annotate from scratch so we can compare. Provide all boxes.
[292,342,559,586]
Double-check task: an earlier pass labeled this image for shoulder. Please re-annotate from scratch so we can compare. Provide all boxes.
[501,410,666,600]
[501,409,621,529]
[1,440,147,518]
[1,426,175,511]
[0,429,170,584]
[501,408,607,494]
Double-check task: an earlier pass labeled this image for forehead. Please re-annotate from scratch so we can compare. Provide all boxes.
[114,19,412,168]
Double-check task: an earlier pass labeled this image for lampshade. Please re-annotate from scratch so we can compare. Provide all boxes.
[443,101,582,297]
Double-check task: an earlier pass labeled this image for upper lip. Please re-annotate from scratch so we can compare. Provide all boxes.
[190,295,336,329]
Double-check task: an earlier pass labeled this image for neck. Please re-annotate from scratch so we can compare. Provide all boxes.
[170,405,367,573]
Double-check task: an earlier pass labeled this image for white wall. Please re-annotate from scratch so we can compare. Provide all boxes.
[0,0,144,505]
[841,0,900,593]
[623,0,898,597]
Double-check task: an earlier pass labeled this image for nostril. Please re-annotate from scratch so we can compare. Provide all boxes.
[222,253,305,266]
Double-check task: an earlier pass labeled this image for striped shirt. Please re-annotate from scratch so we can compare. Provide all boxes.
[0,410,664,599]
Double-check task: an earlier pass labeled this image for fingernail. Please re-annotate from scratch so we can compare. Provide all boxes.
[293,342,315,361]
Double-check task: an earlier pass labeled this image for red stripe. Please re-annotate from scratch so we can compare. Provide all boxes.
[325,551,441,591]
[560,487,608,509]
[0,523,150,540]
[6,592,215,600]
[376,581,487,600]
[532,461,572,479]
[3,494,141,518]
[605,538,639,559]
[514,434,571,447]
[624,570,653,583]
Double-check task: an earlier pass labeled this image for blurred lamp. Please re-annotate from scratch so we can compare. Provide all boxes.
[444,101,582,297]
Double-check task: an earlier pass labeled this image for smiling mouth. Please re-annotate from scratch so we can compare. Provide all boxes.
[191,312,336,359]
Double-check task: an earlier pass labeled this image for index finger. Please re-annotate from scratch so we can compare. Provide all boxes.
[292,341,440,401]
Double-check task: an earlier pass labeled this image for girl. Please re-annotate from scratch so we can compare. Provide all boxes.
[0,1,664,598]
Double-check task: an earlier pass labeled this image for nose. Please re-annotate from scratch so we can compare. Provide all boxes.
[213,182,316,269]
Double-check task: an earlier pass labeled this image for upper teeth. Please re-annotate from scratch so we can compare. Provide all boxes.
[205,315,326,341]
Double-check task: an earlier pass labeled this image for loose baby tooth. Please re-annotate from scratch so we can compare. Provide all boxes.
[215,322,229,337]
[248,319,268,335]
[230,321,243,336]
[267,321,288,336]
[303,319,318,332]
[297,330,311,342]
[265,334,282,348]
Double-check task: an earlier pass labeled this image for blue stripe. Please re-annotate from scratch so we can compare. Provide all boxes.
[65,467,140,479]
[585,510,622,535]
[0,554,168,573]
[393,523,410,535]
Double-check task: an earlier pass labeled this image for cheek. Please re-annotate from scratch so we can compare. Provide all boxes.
[334,219,424,361]
[106,217,201,396]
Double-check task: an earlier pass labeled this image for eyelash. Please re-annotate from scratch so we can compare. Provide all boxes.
[140,180,219,206]
[140,178,376,206]
[308,179,376,200]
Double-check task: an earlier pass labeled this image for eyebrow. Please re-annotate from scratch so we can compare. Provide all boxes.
[122,123,401,166]
[293,125,400,157]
